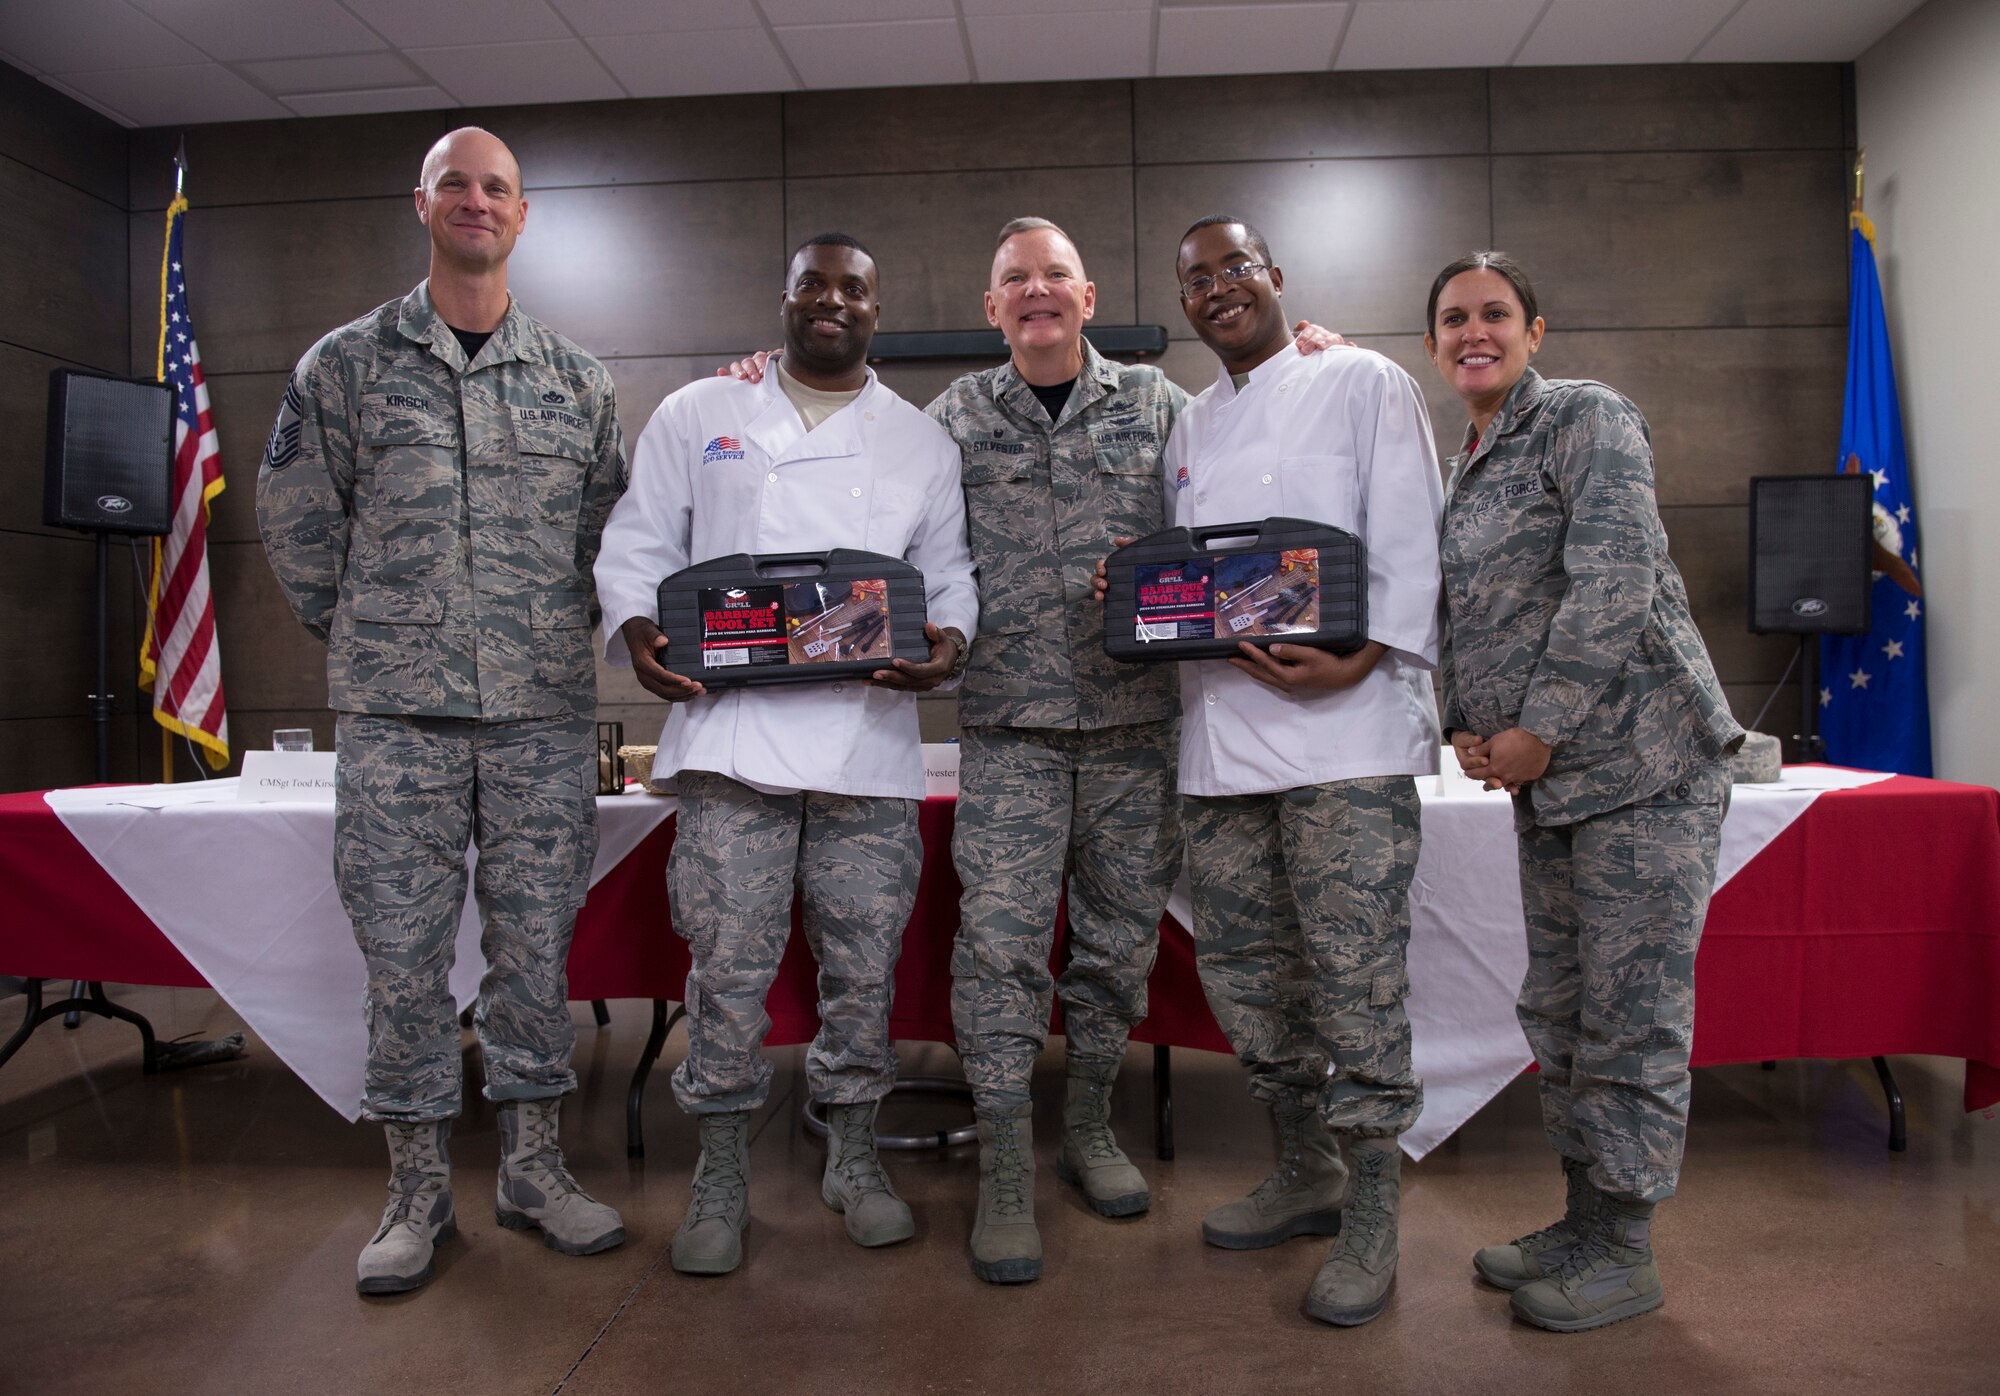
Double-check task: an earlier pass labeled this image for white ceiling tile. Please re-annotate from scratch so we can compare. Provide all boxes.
[1337,0,1546,71]
[966,9,1153,83]
[588,27,797,96]
[962,0,1142,12]
[0,0,207,73]
[406,38,626,106]
[281,85,460,117]
[341,0,570,50]
[1515,0,1740,66]
[1157,4,1348,78]
[126,0,384,62]
[58,62,292,124]
[1693,0,1927,63]
[37,75,137,125]
[239,52,424,94]
[549,0,764,34]
[760,0,956,24]
[774,19,969,89]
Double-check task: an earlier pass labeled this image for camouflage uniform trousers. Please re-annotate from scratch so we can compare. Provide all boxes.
[334,710,597,1123]
[1182,775,1424,1138]
[667,771,922,1115]
[1513,761,1730,1203]
[950,720,1180,1115]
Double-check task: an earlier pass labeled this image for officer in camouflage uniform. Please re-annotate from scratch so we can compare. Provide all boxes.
[257,127,629,1297]
[1427,251,1744,1333]
[924,218,1186,1285]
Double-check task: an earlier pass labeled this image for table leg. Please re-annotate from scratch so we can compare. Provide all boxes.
[1872,1056,1907,1153]
[626,999,685,1160]
[590,999,611,1028]
[0,979,158,1074]
[1153,1044,1175,1162]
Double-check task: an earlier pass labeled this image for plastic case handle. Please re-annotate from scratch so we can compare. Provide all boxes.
[1192,520,1269,549]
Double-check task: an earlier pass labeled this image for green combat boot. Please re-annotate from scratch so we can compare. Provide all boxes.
[356,1119,455,1295]
[1054,1052,1151,1218]
[969,1103,1041,1284]
[1510,1195,1663,1333]
[1202,1099,1347,1249]
[1305,1137,1400,1327]
[1474,1156,1597,1290]
[672,1111,751,1276]
[822,1101,915,1248]
[494,1099,625,1256]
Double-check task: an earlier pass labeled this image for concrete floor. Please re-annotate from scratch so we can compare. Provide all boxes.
[2,986,1995,1395]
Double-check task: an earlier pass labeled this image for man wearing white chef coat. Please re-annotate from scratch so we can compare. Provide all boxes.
[1160,216,1443,1327]
[594,234,977,1276]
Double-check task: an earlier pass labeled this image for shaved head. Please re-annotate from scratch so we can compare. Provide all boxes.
[419,126,520,194]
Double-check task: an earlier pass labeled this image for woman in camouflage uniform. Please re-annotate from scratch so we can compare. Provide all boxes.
[1425,252,1744,1334]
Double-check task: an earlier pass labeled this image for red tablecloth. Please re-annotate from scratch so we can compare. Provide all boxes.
[5,777,1997,1111]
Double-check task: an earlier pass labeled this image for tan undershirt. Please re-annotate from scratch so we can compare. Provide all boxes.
[776,359,863,432]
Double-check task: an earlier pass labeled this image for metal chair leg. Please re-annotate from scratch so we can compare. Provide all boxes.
[1872,1055,1907,1152]
[590,999,611,1028]
[626,999,685,1160]
[1152,1043,1175,1161]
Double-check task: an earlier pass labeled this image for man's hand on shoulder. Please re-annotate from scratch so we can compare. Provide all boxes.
[1292,320,1352,356]
[869,623,964,693]
[714,349,778,383]
[619,616,707,702]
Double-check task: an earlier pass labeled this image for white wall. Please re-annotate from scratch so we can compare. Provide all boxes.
[1857,0,2000,788]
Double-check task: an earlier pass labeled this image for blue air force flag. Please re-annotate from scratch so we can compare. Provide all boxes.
[1820,217,1931,776]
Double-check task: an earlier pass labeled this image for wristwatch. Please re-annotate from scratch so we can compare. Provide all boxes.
[943,627,971,681]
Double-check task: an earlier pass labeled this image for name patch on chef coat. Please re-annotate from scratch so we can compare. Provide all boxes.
[703,435,747,463]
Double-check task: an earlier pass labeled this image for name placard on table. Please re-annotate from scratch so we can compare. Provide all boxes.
[238,751,337,803]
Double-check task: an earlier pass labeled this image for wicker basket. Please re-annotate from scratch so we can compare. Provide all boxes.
[617,744,675,796]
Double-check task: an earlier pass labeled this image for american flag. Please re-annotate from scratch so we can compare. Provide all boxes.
[139,193,229,770]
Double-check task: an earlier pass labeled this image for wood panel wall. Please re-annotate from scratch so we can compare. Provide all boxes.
[1,62,1852,787]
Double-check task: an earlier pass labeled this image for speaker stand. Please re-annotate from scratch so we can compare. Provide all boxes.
[90,529,113,784]
[1796,635,1826,763]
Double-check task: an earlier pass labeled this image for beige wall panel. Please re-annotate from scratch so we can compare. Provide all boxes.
[129,95,783,211]
[1135,70,1487,163]
[207,540,330,712]
[1136,158,1491,339]
[0,64,126,207]
[787,82,1130,176]
[1660,505,1793,685]
[0,715,141,794]
[1534,328,1847,507]
[0,158,127,372]
[127,197,428,377]
[1491,65,1844,154]
[1491,151,1847,330]
[605,356,717,444]
[506,181,785,359]
[786,167,1138,334]
[0,533,142,721]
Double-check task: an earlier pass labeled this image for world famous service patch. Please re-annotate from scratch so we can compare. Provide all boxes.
[703,435,746,464]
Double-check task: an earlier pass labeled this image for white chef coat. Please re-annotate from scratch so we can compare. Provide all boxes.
[1163,344,1444,798]
[595,369,977,799]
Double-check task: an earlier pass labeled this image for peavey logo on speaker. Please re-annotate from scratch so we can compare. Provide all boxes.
[1791,597,1828,618]
[97,494,133,515]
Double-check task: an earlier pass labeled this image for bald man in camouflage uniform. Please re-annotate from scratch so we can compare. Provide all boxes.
[925,218,1186,1284]
[1439,364,1744,1332]
[258,127,629,1297]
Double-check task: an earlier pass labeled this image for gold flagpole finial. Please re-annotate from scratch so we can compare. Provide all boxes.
[1853,149,1866,214]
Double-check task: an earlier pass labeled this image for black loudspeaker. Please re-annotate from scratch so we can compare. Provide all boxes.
[42,369,175,536]
[1748,474,1872,634]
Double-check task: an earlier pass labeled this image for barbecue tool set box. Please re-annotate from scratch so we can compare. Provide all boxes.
[656,549,930,688]
[1100,517,1367,663]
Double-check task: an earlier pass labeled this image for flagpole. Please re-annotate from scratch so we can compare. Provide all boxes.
[158,140,186,784]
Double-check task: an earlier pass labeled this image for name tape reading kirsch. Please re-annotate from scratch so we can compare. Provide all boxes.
[1102,516,1367,663]
[657,548,932,688]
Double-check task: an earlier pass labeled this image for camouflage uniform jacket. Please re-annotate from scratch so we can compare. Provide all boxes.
[926,339,1184,730]
[1439,368,1743,826]
[257,282,627,720]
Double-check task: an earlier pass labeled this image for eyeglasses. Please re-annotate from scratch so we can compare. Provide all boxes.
[1179,261,1268,301]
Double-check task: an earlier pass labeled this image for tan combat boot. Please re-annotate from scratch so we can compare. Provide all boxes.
[822,1100,915,1248]
[1202,1098,1347,1249]
[1474,1155,1597,1290]
[495,1098,626,1256]
[1305,1137,1400,1327]
[672,1111,751,1275]
[970,1103,1041,1284]
[1055,1051,1151,1218]
[1510,1194,1663,1333]
[356,1119,456,1295]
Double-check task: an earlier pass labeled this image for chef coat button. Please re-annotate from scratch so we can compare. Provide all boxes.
[1196,493,1207,504]
[766,472,778,484]
[1205,692,1217,705]
[864,411,875,421]
[831,683,845,694]
[851,486,862,498]
[1279,383,1290,392]
[1261,473,1273,485]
